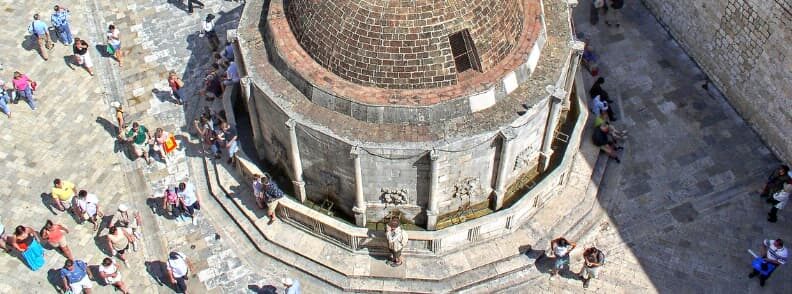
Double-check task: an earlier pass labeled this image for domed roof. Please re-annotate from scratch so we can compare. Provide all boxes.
[286,0,525,90]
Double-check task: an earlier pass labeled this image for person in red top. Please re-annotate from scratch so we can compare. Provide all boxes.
[11,71,37,110]
[41,220,74,260]
[167,71,185,105]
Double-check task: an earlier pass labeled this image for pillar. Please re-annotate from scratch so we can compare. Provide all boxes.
[493,128,517,210]
[351,146,366,226]
[539,86,566,171]
[285,119,306,202]
[426,149,440,230]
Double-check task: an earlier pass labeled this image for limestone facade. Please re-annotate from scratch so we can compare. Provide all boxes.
[641,0,792,162]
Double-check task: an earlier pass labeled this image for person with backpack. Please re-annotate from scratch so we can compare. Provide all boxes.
[167,251,195,294]
[579,247,605,288]
[605,0,624,27]
[262,174,284,225]
[28,14,52,60]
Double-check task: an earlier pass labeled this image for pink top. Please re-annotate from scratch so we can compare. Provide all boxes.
[12,75,30,90]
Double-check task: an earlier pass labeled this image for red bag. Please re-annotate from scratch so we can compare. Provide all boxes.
[30,81,37,91]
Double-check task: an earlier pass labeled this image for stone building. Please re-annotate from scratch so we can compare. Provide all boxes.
[234,0,585,231]
[641,0,792,162]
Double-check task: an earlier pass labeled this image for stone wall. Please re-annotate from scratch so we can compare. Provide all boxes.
[641,0,792,162]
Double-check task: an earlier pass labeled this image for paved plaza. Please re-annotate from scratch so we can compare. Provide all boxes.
[0,0,790,293]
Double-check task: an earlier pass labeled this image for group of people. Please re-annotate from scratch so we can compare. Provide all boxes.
[120,121,179,165]
[161,181,202,225]
[547,236,605,289]
[589,77,627,163]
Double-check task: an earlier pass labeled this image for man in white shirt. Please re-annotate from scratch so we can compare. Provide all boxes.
[749,238,788,286]
[177,182,201,225]
[167,251,194,294]
[75,190,102,231]
[282,277,301,294]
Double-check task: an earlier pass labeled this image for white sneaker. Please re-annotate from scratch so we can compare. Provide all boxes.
[192,216,198,226]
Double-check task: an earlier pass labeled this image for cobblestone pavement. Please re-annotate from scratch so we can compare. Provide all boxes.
[499,2,792,293]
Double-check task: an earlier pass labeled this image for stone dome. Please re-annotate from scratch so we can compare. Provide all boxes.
[285,0,525,90]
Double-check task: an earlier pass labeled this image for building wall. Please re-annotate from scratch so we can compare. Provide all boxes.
[642,0,792,162]
[296,127,357,218]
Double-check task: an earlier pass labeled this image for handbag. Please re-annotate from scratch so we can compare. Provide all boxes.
[164,134,178,153]
[30,81,38,91]
[106,44,116,55]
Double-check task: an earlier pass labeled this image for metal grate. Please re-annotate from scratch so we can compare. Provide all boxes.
[448,29,481,73]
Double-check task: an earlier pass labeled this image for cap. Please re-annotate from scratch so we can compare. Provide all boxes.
[117,204,128,212]
[110,101,121,109]
[281,278,293,286]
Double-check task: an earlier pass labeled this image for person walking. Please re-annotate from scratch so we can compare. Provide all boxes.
[111,101,125,136]
[75,190,103,231]
[0,80,12,118]
[605,0,624,27]
[282,278,302,294]
[759,165,791,198]
[98,257,130,293]
[202,14,220,51]
[40,220,74,261]
[72,38,94,76]
[112,204,143,240]
[220,122,239,165]
[106,24,123,67]
[385,217,409,267]
[549,237,576,280]
[262,174,284,225]
[12,225,45,270]
[177,181,201,225]
[749,238,788,287]
[767,181,791,223]
[51,5,73,45]
[166,251,195,294]
[11,71,37,111]
[125,122,152,164]
[60,259,94,294]
[28,14,52,60]
[106,225,136,265]
[579,247,605,288]
[51,178,77,214]
[168,71,186,105]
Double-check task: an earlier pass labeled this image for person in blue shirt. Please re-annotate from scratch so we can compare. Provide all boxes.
[60,259,94,293]
[51,5,73,45]
[28,14,51,60]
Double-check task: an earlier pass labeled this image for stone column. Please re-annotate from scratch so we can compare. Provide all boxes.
[285,119,306,202]
[539,85,567,171]
[351,146,366,226]
[426,150,440,230]
[493,128,517,210]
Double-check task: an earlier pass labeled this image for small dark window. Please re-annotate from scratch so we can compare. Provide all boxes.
[448,29,481,73]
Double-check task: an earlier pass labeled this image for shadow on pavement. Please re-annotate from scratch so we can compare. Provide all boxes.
[39,193,57,216]
[248,284,277,294]
[144,260,167,286]
[46,268,64,292]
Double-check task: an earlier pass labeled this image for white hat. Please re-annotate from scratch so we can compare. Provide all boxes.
[110,101,121,109]
[118,204,129,212]
[281,278,293,286]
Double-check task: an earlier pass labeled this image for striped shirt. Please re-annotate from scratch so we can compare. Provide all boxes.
[764,239,788,264]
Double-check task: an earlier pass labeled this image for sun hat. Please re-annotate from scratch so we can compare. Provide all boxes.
[281,278,293,286]
[117,204,129,212]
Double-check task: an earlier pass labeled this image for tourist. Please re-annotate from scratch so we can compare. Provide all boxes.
[187,0,205,14]
[75,190,103,231]
[213,52,228,69]
[163,187,182,219]
[605,0,624,27]
[51,5,73,45]
[767,181,791,223]
[98,257,130,293]
[41,220,74,260]
[549,237,576,279]
[28,14,51,60]
[252,174,266,209]
[194,116,216,154]
[178,181,201,225]
[152,127,173,161]
[113,204,143,240]
[385,217,408,267]
[52,178,77,214]
[579,247,605,288]
[0,218,10,253]
[0,80,12,118]
[166,251,195,294]
[223,61,241,91]
[581,42,599,76]
[749,238,788,287]
[12,225,45,270]
[60,259,94,293]
[202,65,223,101]
[72,38,95,75]
[106,225,136,265]
[168,71,185,105]
[125,122,152,164]
[221,122,239,165]
[759,165,790,198]
[282,278,301,294]
[593,112,627,140]
[592,124,621,163]
[11,71,37,111]
[202,14,220,51]
[111,101,125,136]
[107,24,123,67]
[262,174,284,225]
[222,41,235,63]
[589,77,610,102]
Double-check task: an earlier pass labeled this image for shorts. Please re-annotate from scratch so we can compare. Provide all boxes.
[174,276,187,293]
[227,141,239,157]
[49,237,68,248]
[554,255,570,270]
[113,243,130,256]
[77,53,93,67]
[58,198,74,209]
[111,42,121,51]
[582,265,599,279]
[266,198,280,215]
[132,142,149,155]
[69,275,93,292]
[105,272,122,284]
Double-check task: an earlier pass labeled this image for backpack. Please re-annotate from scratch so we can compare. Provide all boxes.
[610,0,624,9]
[266,183,284,200]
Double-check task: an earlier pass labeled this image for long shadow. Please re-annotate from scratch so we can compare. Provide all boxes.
[166,0,189,13]
[144,260,167,286]
[248,284,278,294]
[39,193,57,216]
[46,268,65,292]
